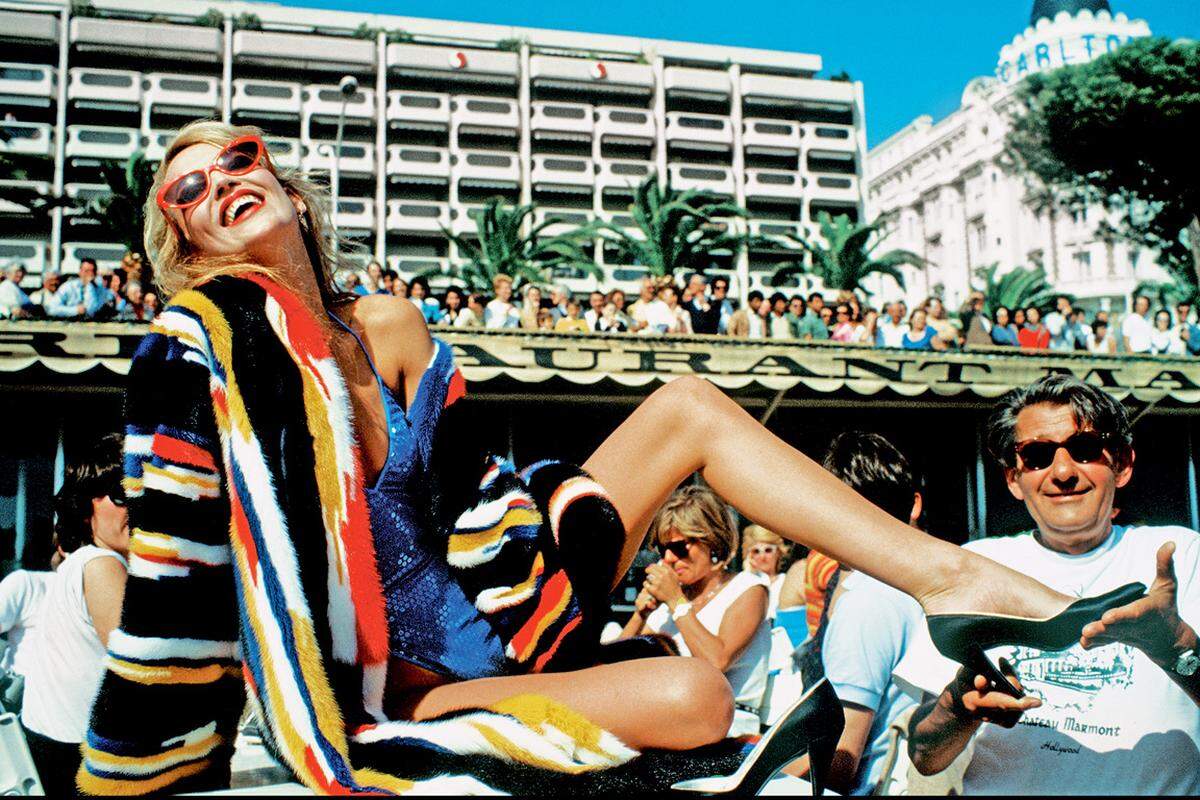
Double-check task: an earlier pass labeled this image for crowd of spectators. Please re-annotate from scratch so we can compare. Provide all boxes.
[0,256,158,323]
[327,262,1199,358]
[6,256,1198,361]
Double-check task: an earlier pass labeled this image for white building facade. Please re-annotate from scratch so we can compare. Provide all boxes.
[0,0,866,299]
[866,0,1165,313]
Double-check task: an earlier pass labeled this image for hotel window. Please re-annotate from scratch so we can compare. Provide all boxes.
[1073,251,1093,278]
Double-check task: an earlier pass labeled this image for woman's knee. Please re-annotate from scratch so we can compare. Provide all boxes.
[659,658,733,746]
[649,376,729,430]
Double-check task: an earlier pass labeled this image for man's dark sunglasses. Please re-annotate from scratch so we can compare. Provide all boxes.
[657,540,691,559]
[1015,432,1112,472]
[106,480,126,507]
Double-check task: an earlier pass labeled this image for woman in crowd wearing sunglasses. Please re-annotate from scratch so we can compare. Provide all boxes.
[619,486,772,736]
[741,524,802,620]
[81,121,1138,794]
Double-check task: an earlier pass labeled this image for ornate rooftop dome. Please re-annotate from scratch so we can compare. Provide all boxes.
[1030,0,1112,26]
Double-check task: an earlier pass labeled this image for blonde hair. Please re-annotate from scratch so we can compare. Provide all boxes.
[492,273,514,292]
[144,120,342,304]
[650,485,738,565]
[741,524,790,571]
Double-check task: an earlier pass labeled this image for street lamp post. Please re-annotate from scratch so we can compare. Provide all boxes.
[319,75,359,263]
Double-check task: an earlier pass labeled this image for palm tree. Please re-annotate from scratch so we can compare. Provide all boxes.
[770,212,922,296]
[442,198,600,293]
[973,263,1062,315]
[589,174,747,280]
[86,151,157,279]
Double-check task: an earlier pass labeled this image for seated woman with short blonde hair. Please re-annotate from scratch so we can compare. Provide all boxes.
[620,486,772,736]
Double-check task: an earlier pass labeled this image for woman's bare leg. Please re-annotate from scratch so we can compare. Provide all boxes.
[393,657,733,751]
[583,377,1071,618]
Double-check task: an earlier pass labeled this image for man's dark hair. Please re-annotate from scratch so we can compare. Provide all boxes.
[712,277,728,289]
[747,290,763,303]
[79,257,97,269]
[410,275,430,294]
[985,374,1132,470]
[54,433,124,554]
[383,268,399,280]
[821,431,919,523]
[808,292,823,303]
[769,291,787,306]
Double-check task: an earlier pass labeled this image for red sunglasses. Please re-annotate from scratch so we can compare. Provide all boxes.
[156,135,270,211]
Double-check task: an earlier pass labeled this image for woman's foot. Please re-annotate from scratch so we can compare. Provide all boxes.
[917,547,1075,621]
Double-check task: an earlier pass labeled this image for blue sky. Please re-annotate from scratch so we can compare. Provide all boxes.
[284,0,1198,147]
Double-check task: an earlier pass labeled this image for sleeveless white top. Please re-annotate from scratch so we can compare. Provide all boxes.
[21,546,127,743]
[645,571,772,735]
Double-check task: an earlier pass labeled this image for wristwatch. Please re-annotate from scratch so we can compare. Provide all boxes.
[1174,648,1200,677]
[671,601,693,621]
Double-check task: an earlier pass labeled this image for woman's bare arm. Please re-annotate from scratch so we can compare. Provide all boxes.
[673,585,767,672]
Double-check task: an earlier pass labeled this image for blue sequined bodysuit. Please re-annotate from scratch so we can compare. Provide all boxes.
[329,313,506,680]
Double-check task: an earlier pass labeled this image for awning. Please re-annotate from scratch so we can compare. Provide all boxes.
[4,321,1200,410]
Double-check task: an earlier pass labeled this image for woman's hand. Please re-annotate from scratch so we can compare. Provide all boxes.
[644,562,685,609]
[634,587,659,617]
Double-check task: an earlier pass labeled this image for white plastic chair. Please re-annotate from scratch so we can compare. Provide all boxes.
[0,712,42,795]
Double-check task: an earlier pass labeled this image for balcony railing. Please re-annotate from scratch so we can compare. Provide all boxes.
[67,67,141,105]
[745,168,804,200]
[386,90,450,127]
[531,102,593,135]
[303,84,375,120]
[531,155,593,187]
[264,136,301,169]
[0,62,55,103]
[597,159,653,190]
[145,73,220,112]
[0,238,46,275]
[232,79,302,118]
[301,140,374,175]
[595,107,656,140]
[385,200,449,234]
[665,112,732,146]
[65,125,139,160]
[450,96,519,131]
[335,197,375,231]
[667,163,734,195]
[386,145,450,180]
[0,121,53,157]
[451,150,519,183]
[743,118,800,150]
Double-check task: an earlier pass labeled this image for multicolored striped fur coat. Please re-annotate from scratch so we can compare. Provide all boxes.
[78,275,641,795]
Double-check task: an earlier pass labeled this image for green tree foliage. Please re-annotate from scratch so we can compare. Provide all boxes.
[770,212,921,295]
[973,263,1062,316]
[1006,37,1200,285]
[193,9,225,28]
[443,198,599,292]
[1134,278,1199,311]
[86,152,156,276]
[591,174,746,280]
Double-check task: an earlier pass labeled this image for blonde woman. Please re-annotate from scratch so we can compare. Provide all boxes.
[81,122,1113,794]
[742,525,804,620]
[619,486,771,736]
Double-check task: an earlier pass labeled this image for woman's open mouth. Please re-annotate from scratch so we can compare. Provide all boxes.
[220,190,265,227]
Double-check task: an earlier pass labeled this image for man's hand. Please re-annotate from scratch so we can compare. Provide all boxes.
[1080,542,1198,668]
[947,659,1042,728]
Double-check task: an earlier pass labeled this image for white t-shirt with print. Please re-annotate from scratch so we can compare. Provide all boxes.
[894,525,1200,795]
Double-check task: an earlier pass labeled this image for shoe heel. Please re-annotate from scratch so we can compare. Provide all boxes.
[807,735,836,797]
[965,642,1023,698]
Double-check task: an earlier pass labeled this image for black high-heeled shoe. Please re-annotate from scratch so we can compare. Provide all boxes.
[926,582,1147,698]
[671,677,844,796]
